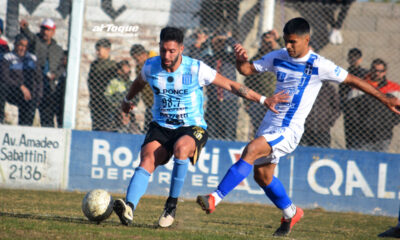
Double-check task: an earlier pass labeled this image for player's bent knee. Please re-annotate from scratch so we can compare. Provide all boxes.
[173,143,195,159]
[243,141,268,162]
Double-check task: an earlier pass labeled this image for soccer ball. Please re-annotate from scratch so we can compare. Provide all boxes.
[82,189,114,222]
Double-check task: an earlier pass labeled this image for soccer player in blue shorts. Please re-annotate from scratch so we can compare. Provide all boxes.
[197,17,400,237]
[113,27,289,227]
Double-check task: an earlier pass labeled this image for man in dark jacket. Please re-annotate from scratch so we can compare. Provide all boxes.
[340,48,369,149]
[87,38,117,131]
[300,82,341,147]
[0,34,42,125]
[20,18,64,127]
[201,30,239,140]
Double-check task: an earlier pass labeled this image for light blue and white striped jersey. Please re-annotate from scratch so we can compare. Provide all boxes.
[253,49,348,132]
[141,55,217,129]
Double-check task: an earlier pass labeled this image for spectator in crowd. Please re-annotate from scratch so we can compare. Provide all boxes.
[201,30,239,140]
[364,58,400,98]
[185,27,211,60]
[130,44,157,132]
[105,60,140,133]
[0,34,42,125]
[87,38,117,131]
[196,0,241,40]
[340,48,369,149]
[300,82,341,147]
[353,93,400,152]
[20,18,64,127]
[327,0,355,45]
[350,59,400,152]
[54,50,68,127]
[0,18,10,54]
[244,29,284,136]
[293,0,354,52]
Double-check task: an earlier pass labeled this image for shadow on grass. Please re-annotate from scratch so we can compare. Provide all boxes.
[0,211,158,229]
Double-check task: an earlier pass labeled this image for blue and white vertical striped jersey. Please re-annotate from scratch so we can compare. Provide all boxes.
[141,55,217,129]
[253,49,348,132]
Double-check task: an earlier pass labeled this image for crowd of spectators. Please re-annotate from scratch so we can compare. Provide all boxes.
[1,8,399,153]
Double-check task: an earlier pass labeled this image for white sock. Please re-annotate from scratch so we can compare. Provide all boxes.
[282,204,297,219]
[211,192,222,206]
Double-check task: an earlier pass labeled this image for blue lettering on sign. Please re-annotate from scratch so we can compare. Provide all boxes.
[68,130,400,217]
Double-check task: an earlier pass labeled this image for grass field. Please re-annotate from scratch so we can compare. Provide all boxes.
[0,188,397,240]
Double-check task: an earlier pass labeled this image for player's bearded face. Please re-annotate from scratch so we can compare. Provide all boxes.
[284,34,310,58]
[160,41,184,69]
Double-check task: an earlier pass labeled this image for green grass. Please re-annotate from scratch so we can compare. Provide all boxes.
[0,188,397,239]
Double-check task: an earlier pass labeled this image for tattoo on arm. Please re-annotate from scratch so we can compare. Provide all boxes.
[237,85,250,97]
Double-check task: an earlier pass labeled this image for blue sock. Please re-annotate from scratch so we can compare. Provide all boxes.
[262,176,292,210]
[169,157,189,198]
[126,167,151,209]
[215,158,253,199]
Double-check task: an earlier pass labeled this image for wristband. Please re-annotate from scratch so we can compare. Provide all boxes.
[259,96,266,105]
[123,96,131,103]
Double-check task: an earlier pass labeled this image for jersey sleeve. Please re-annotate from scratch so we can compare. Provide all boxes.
[198,61,217,86]
[318,58,348,83]
[252,51,275,72]
[140,62,148,82]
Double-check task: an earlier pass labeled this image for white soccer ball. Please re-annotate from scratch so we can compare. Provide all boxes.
[82,189,113,222]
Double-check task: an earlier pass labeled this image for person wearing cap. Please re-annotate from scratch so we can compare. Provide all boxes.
[0,34,42,125]
[87,38,118,131]
[0,18,10,54]
[20,18,64,127]
[130,44,157,132]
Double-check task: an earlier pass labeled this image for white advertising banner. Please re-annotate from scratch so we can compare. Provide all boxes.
[0,125,70,190]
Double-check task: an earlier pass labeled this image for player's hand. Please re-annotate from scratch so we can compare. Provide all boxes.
[20,19,28,28]
[234,44,248,63]
[385,96,400,114]
[270,29,279,40]
[121,99,134,113]
[20,85,32,101]
[263,91,290,114]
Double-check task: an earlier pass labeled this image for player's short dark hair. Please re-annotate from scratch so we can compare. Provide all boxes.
[160,27,184,44]
[14,34,28,45]
[283,17,310,36]
[371,58,387,70]
[95,38,111,49]
[130,44,146,57]
[117,60,130,69]
[348,48,362,60]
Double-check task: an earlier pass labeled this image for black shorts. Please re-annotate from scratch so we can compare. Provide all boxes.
[142,122,208,164]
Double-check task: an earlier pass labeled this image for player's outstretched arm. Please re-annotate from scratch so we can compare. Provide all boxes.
[234,44,258,76]
[344,74,400,114]
[211,73,289,113]
[121,75,147,113]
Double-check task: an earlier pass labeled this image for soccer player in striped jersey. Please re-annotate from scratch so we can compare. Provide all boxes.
[113,27,289,228]
[197,17,400,237]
